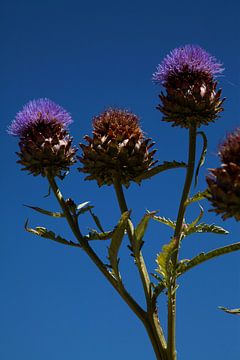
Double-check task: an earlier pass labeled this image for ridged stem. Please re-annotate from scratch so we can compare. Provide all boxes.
[113,177,167,360]
[167,125,197,360]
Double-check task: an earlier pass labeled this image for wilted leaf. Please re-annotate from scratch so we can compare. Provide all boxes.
[195,131,207,187]
[24,219,79,247]
[24,205,64,218]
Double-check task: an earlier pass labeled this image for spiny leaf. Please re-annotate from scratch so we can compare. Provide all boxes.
[195,131,207,187]
[153,215,176,229]
[84,230,113,241]
[24,219,79,247]
[184,223,229,236]
[156,238,177,280]
[185,189,208,206]
[218,306,240,315]
[134,211,157,251]
[134,160,187,182]
[24,205,64,218]
[108,211,130,277]
[176,242,240,276]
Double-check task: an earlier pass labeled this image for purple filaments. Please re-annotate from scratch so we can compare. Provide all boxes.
[153,45,224,85]
[8,98,72,137]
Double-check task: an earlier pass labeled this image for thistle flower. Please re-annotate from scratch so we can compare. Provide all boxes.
[78,108,157,187]
[206,129,240,221]
[153,45,224,128]
[8,99,76,178]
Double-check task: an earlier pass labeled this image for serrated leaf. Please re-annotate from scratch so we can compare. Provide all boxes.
[195,131,207,187]
[153,215,176,229]
[177,243,240,276]
[185,189,208,206]
[24,205,64,218]
[156,238,177,280]
[218,306,240,315]
[24,219,79,247]
[134,160,187,182]
[108,211,130,277]
[185,223,229,236]
[84,230,113,241]
[134,211,157,251]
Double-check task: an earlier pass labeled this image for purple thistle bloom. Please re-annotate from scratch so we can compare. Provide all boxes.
[153,45,224,85]
[8,98,72,137]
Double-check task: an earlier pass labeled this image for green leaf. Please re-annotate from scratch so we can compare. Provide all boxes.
[184,223,229,236]
[153,215,176,229]
[84,230,113,241]
[189,204,204,227]
[24,205,64,218]
[24,219,79,247]
[156,238,177,280]
[134,160,187,182]
[108,211,130,277]
[218,306,240,315]
[185,189,208,206]
[195,131,207,187]
[134,211,157,251]
[176,243,240,277]
[89,209,105,232]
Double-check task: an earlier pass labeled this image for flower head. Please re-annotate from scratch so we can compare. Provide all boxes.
[153,45,223,85]
[206,128,240,221]
[79,108,156,187]
[8,98,72,137]
[9,99,76,178]
[153,45,224,128]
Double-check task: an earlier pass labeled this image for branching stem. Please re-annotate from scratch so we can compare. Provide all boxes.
[113,177,167,359]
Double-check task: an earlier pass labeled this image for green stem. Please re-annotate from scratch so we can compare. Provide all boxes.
[167,125,197,360]
[47,175,146,326]
[113,177,167,359]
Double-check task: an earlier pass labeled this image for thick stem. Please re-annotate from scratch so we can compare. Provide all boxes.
[167,125,197,360]
[113,177,167,359]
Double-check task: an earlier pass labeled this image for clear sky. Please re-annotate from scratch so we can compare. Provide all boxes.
[1,0,240,359]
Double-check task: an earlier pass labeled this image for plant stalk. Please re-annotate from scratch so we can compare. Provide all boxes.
[167,125,197,360]
[113,177,167,359]
[46,175,147,329]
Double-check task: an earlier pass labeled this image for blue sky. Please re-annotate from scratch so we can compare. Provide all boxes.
[1,0,239,359]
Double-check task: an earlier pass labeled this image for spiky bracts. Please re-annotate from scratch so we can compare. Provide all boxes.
[206,129,240,221]
[9,99,76,178]
[153,45,224,128]
[78,108,156,187]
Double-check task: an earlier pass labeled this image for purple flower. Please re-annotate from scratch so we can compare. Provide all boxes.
[8,98,72,137]
[153,45,224,85]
